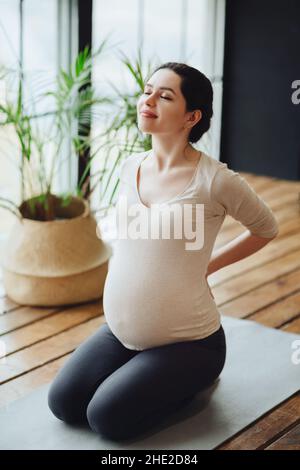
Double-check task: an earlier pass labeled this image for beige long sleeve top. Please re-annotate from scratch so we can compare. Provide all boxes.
[103,150,279,350]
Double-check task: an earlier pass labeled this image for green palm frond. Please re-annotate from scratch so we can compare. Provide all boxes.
[0,35,156,220]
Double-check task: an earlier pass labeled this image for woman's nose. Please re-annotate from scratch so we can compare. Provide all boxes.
[144,94,156,105]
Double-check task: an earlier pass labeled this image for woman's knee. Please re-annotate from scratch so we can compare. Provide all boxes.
[86,394,137,441]
[47,378,68,421]
[47,376,81,424]
[86,396,117,438]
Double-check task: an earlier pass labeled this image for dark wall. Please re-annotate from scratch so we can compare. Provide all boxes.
[220,0,300,180]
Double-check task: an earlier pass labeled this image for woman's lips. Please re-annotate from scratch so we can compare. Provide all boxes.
[140,112,157,118]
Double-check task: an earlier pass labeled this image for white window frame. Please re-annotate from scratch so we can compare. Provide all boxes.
[202,0,226,162]
[57,0,79,194]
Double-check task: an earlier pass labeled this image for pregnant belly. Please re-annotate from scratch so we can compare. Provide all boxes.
[102,252,212,350]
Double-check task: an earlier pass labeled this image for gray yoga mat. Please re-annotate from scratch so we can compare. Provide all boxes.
[0,314,299,450]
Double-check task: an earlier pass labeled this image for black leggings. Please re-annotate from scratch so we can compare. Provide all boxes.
[48,322,226,442]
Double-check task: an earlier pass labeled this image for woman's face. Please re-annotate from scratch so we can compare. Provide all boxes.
[137,68,197,139]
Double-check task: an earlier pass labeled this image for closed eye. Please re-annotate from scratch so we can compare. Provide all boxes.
[143,92,171,100]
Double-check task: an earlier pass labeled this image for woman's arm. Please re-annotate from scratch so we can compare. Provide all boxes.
[207,229,277,277]
[207,165,279,293]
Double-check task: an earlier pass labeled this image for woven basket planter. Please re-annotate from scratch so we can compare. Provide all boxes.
[1,195,112,307]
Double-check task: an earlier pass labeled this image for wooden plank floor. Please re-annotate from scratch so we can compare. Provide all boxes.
[0,172,300,450]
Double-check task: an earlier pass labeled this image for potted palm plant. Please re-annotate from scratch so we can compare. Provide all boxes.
[0,41,153,307]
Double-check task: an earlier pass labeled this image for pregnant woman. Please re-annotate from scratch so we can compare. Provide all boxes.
[48,62,279,442]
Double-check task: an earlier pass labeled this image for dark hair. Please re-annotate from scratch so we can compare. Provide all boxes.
[147,62,213,143]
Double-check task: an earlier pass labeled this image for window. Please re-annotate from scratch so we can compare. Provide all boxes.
[0,0,78,240]
[0,0,21,238]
